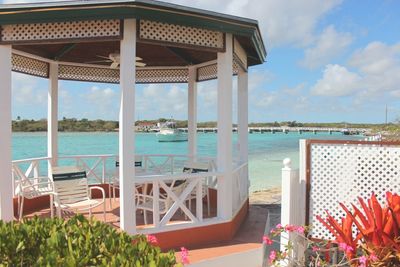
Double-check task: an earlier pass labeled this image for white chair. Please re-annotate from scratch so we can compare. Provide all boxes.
[183,162,211,217]
[52,167,106,221]
[13,166,55,220]
[136,180,187,225]
[109,156,144,208]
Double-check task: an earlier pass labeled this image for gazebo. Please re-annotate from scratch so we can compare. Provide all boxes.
[0,0,266,248]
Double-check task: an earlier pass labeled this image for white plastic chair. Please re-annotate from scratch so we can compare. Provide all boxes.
[13,166,55,220]
[109,156,144,208]
[183,162,211,217]
[52,167,106,221]
[136,180,187,225]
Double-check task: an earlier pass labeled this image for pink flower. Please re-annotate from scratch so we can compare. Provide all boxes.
[180,247,190,265]
[269,250,276,263]
[146,235,158,245]
[275,223,283,229]
[312,246,319,252]
[262,236,273,245]
[295,226,305,234]
[359,256,367,267]
[285,224,296,232]
[338,242,353,253]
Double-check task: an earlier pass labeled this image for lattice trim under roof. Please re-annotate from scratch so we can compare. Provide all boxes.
[11,53,49,78]
[11,52,242,84]
[139,20,224,51]
[197,58,241,82]
[308,142,400,240]
[1,20,121,44]
[58,64,120,83]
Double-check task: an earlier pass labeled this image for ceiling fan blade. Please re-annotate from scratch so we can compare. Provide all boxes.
[97,55,111,60]
[135,62,147,67]
[85,60,112,64]
[110,62,120,69]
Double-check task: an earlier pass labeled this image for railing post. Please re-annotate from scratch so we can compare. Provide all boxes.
[102,157,106,184]
[281,158,300,266]
[152,181,160,228]
[196,177,203,221]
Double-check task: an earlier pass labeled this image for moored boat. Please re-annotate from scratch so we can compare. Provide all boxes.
[156,121,188,142]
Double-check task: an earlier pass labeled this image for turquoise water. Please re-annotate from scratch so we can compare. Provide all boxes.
[12,132,360,192]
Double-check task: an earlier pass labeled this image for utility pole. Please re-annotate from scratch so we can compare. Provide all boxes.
[385,105,388,125]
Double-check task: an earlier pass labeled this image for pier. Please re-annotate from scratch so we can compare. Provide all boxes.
[178,127,367,135]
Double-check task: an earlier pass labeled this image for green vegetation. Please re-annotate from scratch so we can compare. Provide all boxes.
[0,215,177,266]
[11,117,400,134]
[13,118,118,132]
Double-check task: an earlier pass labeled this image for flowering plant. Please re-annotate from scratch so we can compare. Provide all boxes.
[264,192,400,266]
[264,224,370,266]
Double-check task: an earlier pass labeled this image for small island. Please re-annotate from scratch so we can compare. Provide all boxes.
[11,117,400,139]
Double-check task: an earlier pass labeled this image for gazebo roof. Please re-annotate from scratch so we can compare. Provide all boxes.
[0,0,266,68]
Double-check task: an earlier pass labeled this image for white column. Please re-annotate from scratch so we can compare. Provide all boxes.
[48,62,58,169]
[217,33,233,220]
[237,69,248,163]
[119,19,137,234]
[188,66,197,160]
[0,45,13,221]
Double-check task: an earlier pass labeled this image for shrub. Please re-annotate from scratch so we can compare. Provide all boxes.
[0,215,178,267]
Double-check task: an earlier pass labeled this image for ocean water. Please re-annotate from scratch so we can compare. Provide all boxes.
[12,132,360,192]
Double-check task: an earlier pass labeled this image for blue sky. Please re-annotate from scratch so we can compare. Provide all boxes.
[4,0,400,123]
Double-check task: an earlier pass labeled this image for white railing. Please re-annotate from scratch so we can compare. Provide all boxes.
[58,154,116,184]
[12,154,235,234]
[135,170,221,234]
[12,157,52,197]
[12,154,217,195]
[232,162,249,215]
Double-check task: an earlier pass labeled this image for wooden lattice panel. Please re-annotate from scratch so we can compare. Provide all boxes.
[197,60,240,81]
[1,20,121,43]
[139,20,224,50]
[136,68,188,84]
[308,142,400,240]
[58,65,119,84]
[11,53,49,78]
[234,38,247,70]
[197,64,217,81]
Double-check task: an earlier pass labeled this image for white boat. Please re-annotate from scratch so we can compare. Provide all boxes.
[156,121,188,142]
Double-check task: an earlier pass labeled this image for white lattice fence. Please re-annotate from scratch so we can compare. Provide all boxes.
[307,141,400,240]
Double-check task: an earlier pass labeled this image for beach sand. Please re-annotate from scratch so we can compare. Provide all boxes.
[250,187,281,205]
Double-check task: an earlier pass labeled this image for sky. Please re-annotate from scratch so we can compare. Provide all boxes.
[3,0,400,123]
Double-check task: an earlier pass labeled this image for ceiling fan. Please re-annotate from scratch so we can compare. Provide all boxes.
[86,52,146,68]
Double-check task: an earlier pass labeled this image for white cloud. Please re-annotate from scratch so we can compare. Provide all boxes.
[301,25,353,69]
[349,41,400,75]
[311,64,361,96]
[137,84,187,119]
[168,0,343,48]
[82,86,118,118]
[12,72,46,105]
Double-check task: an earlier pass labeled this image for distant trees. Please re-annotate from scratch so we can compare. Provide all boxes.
[13,118,118,132]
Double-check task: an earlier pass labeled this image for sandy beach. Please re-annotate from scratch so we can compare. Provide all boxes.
[250,187,281,205]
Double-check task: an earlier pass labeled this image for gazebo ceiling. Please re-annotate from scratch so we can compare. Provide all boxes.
[13,41,216,67]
